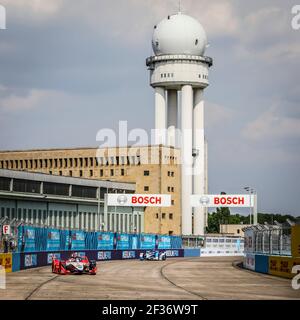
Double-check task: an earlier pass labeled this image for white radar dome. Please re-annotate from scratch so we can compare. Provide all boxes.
[152,12,207,56]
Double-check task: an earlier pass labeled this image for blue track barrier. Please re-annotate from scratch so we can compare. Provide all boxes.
[255,254,269,274]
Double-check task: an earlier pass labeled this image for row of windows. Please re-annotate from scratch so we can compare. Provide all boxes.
[0,177,131,199]
[161,73,174,78]
[0,207,141,233]
[51,168,127,178]
[156,213,174,220]
[0,156,142,170]
[143,186,175,194]
[199,74,208,80]
[159,73,208,80]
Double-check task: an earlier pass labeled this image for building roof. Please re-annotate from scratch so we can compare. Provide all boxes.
[0,169,135,191]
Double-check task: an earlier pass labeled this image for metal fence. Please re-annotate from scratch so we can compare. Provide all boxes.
[182,235,244,256]
[0,217,182,253]
[244,224,292,256]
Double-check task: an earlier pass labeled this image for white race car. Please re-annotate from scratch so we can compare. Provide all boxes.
[139,250,167,261]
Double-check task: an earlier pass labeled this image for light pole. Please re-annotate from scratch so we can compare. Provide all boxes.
[244,186,258,225]
[244,187,251,224]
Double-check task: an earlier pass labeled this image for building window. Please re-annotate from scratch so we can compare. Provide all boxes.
[80,170,83,177]
[90,170,93,177]
[162,213,166,219]
[156,213,159,219]
[169,213,173,220]
[144,170,150,176]
[110,169,114,176]
[195,39,198,45]
[69,170,72,177]
[100,169,104,177]
[144,186,149,192]
[59,171,62,176]
[121,169,125,176]
[171,200,175,205]
[49,171,52,175]
[169,231,173,235]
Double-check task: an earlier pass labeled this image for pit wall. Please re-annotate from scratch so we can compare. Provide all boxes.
[243,225,300,279]
[1,249,201,272]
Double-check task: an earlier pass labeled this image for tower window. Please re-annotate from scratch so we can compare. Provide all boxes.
[195,39,199,45]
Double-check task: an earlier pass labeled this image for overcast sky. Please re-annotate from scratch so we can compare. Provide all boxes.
[0,0,299,216]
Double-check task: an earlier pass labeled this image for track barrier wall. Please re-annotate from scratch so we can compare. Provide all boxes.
[1,224,184,272]
[244,225,300,279]
[0,253,12,273]
[11,249,184,271]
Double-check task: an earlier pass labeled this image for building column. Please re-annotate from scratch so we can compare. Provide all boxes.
[154,87,166,145]
[167,89,178,147]
[193,89,206,235]
[181,85,193,235]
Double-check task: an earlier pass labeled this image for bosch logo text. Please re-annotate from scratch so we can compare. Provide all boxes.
[132,196,162,205]
[107,194,171,207]
[214,197,245,205]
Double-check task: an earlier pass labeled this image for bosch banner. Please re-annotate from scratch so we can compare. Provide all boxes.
[107,194,171,207]
[191,194,254,207]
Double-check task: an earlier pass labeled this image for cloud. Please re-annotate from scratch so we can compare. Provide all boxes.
[205,101,234,127]
[0,89,68,112]
[242,105,300,141]
[1,0,63,15]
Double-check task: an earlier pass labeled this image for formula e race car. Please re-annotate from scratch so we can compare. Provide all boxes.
[52,254,97,275]
[139,250,167,261]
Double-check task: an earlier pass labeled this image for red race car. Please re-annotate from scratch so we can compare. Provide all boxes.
[52,254,97,275]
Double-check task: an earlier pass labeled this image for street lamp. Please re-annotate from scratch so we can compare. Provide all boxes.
[244,186,258,225]
[244,187,251,224]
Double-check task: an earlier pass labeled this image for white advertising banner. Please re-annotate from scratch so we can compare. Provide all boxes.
[107,194,171,207]
[2,225,11,235]
[191,194,255,208]
[244,253,256,271]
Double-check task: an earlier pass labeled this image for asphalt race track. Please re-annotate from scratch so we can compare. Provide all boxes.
[0,257,299,300]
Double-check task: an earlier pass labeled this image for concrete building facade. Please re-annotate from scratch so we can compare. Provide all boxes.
[0,169,144,233]
[0,145,196,235]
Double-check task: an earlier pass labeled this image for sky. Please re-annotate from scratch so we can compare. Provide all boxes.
[0,0,299,216]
